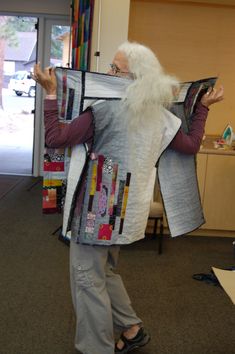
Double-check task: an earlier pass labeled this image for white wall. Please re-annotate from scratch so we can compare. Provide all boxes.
[0,0,70,16]
[90,0,130,73]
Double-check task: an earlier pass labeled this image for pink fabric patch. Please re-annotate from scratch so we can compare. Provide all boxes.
[98,224,112,240]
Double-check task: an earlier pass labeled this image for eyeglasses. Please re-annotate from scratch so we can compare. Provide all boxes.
[109,63,133,78]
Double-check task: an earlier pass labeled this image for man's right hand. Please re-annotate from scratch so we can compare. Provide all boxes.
[200,86,224,108]
[32,63,57,95]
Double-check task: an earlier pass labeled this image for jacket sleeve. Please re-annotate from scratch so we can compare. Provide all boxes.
[44,99,94,148]
[169,102,209,154]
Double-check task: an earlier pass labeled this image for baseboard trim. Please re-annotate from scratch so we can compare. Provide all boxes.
[146,223,235,238]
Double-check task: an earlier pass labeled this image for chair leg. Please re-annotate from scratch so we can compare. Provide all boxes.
[158,218,164,255]
[152,218,158,240]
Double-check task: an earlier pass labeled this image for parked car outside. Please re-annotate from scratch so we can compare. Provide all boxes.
[8,71,36,97]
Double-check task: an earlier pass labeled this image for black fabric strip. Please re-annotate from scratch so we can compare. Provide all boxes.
[109,215,116,230]
[119,219,124,234]
[126,172,131,187]
[84,97,121,100]
[66,88,75,120]
[79,71,86,114]
[88,195,94,212]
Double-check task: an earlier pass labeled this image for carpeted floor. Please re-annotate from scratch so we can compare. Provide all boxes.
[0,175,24,199]
[0,177,234,354]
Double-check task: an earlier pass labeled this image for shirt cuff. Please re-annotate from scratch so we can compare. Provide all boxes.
[197,101,209,111]
[45,94,57,100]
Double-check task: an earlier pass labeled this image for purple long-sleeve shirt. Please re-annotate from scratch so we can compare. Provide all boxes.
[44,99,208,154]
[44,99,209,215]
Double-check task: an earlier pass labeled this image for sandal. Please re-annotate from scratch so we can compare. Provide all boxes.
[192,273,221,286]
[115,327,150,353]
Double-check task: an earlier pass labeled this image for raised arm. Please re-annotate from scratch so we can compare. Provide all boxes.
[169,86,224,154]
[33,63,94,149]
[44,100,93,148]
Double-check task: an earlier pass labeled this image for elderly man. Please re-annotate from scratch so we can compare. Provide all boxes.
[34,41,223,354]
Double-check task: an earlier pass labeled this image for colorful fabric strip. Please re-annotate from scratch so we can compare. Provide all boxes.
[108,164,118,215]
[43,189,57,208]
[98,184,108,217]
[85,212,96,234]
[44,161,64,172]
[88,163,97,211]
[43,179,63,187]
[42,185,63,214]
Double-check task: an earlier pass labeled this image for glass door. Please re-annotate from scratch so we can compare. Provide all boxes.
[0,15,37,175]
[44,19,70,70]
[35,18,70,177]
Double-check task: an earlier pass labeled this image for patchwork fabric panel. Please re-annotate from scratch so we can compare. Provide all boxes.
[43,178,66,213]
[80,154,131,243]
[43,146,69,213]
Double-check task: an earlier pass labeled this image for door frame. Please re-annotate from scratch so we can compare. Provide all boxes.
[0,12,69,176]
[34,16,70,177]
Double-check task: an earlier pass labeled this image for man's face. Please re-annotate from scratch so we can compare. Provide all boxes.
[108,51,130,77]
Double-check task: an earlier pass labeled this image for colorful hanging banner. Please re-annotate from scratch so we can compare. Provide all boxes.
[71,0,95,70]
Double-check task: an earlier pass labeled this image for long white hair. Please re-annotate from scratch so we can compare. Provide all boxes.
[117,41,179,123]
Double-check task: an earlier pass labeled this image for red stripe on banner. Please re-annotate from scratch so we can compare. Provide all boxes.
[44,162,64,172]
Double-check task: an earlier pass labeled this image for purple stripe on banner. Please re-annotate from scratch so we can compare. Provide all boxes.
[98,184,108,217]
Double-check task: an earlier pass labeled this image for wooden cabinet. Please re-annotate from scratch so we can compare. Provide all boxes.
[196,152,235,232]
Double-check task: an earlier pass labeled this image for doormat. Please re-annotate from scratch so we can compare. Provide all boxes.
[0,175,24,200]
